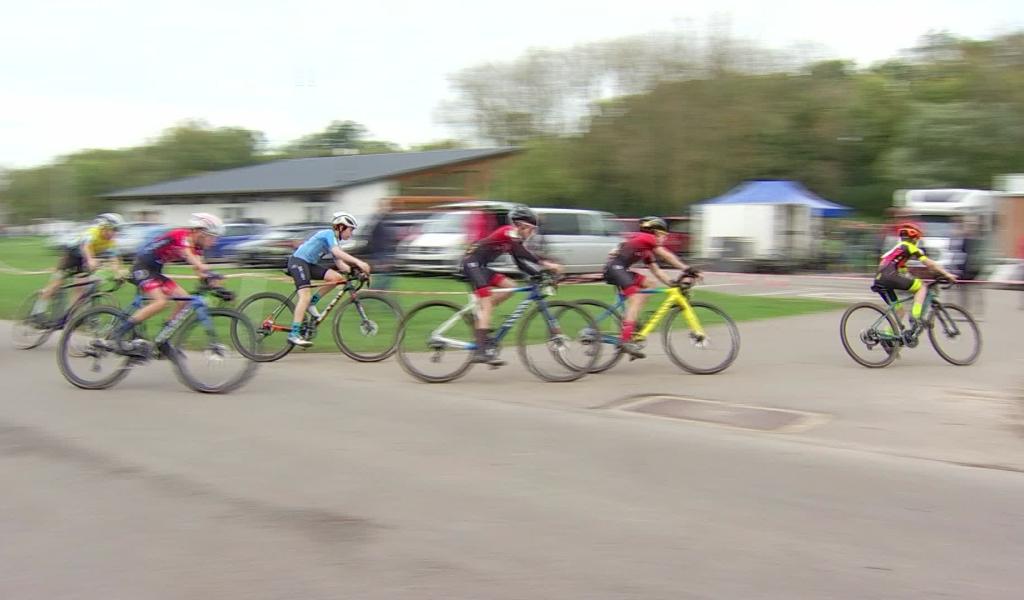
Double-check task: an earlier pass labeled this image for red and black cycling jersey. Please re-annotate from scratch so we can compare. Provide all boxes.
[463,225,543,275]
[141,228,203,265]
[878,240,927,271]
[607,231,660,269]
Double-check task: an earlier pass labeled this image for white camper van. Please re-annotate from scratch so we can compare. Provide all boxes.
[892,189,997,270]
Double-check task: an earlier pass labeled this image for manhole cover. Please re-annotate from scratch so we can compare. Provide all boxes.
[612,395,826,433]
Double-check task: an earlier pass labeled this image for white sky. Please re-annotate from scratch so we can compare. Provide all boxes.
[2,0,1022,169]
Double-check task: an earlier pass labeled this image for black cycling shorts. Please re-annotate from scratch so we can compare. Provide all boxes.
[874,267,919,292]
[59,249,86,275]
[287,256,330,289]
[604,263,646,294]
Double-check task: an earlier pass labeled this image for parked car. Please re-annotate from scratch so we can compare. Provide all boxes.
[206,222,270,262]
[393,202,513,274]
[45,221,91,251]
[612,216,691,256]
[492,208,623,275]
[234,223,323,268]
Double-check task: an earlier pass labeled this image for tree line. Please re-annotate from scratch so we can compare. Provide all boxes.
[3,30,1022,223]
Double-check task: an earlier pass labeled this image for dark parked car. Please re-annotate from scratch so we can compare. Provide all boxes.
[206,222,270,262]
[233,223,323,268]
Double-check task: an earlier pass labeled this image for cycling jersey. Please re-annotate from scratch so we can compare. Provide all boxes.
[463,225,543,273]
[292,230,339,264]
[608,232,660,268]
[874,240,927,296]
[879,240,927,271]
[140,228,202,265]
[76,226,116,257]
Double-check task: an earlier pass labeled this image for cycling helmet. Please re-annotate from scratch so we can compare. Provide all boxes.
[509,206,538,226]
[188,212,225,236]
[95,212,124,229]
[639,216,669,233]
[331,211,358,229]
[897,222,923,240]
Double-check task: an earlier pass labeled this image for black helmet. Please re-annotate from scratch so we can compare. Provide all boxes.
[639,216,668,233]
[509,206,538,226]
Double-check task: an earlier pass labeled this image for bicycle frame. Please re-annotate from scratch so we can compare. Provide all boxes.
[49,277,103,329]
[430,283,559,351]
[591,286,705,343]
[127,291,217,344]
[871,283,956,342]
[262,279,363,334]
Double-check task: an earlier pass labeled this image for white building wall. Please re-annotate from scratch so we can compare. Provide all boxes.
[116,181,398,227]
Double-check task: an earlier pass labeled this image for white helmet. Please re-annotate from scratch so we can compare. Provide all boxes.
[189,212,225,236]
[331,211,358,229]
[96,212,125,229]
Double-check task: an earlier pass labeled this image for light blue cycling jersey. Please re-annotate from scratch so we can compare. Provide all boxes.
[292,229,339,263]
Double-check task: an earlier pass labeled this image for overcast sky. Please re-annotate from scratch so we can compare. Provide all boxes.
[2,0,1022,169]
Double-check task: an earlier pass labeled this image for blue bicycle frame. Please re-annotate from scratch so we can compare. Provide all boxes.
[126,291,217,343]
[430,282,560,351]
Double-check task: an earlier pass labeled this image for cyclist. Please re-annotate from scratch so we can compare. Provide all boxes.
[603,216,697,359]
[33,212,126,318]
[116,213,226,355]
[285,211,371,347]
[461,205,562,365]
[874,222,958,336]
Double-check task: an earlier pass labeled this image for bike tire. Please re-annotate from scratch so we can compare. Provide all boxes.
[56,306,135,390]
[838,303,899,368]
[332,292,403,362]
[662,301,741,374]
[396,300,475,383]
[927,303,982,366]
[234,291,296,362]
[517,300,600,382]
[573,299,625,374]
[11,292,54,350]
[172,308,260,393]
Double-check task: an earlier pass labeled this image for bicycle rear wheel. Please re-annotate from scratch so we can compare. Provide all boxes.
[332,293,402,362]
[397,301,475,383]
[57,306,135,389]
[518,301,600,382]
[573,299,625,373]
[663,302,740,374]
[234,292,295,362]
[11,292,54,350]
[928,303,981,366]
[839,303,899,368]
[172,309,259,393]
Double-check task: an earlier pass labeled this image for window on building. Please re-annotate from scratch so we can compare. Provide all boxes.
[222,206,247,221]
[305,205,327,222]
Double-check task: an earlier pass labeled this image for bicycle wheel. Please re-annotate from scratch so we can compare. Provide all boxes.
[573,299,625,373]
[64,293,122,357]
[234,291,296,362]
[172,308,259,393]
[396,300,475,383]
[838,302,899,368]
[663,301,740,374]
[332,292,403,362]
[56,306,135,389]
[11,292,54,350]
[518,301,600,382]
[927,303,981,366]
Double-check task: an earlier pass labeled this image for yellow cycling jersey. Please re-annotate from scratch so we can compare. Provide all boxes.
[77,226,116,257]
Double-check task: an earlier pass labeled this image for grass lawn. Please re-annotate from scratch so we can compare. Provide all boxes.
[1,236,843,354]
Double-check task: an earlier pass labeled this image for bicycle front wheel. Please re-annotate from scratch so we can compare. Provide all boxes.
[11,292,53,350]
[396,301,475,383]
[928,303,981,366]
[235,292,295,362]
[839,303,898,368]
[518,301,600,382]
[172,309,259,393]
[573,299,625,374]
[663,302,740,374]
[332,293,403,362]
[56,306,135,389]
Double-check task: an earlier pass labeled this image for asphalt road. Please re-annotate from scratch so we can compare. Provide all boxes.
[2,283,1023,599]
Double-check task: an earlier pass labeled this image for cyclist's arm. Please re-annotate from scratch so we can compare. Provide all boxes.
[654,246,690,273]
[180,247,212,279]
[79,240,99,272]
[648,262,674,287]
[920,256,957,282]
[329,246,369,274]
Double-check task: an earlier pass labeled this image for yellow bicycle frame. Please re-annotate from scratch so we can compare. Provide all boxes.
[634,287,705,341]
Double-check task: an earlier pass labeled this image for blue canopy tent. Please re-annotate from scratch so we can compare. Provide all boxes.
[703,180,853,217]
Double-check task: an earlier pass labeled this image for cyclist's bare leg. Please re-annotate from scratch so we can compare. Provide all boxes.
[475,279,517,331]
[292,287,314,325]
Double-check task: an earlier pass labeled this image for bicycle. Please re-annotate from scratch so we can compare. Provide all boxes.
[12,271,124,351]
[839,277,982,368]
[575,277,741,374]
[57,277,259,393]
[396,272,599,383]
[234,269,402,362]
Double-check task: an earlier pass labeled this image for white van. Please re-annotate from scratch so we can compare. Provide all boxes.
[891,188,998,271]
[394,203,622,276]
